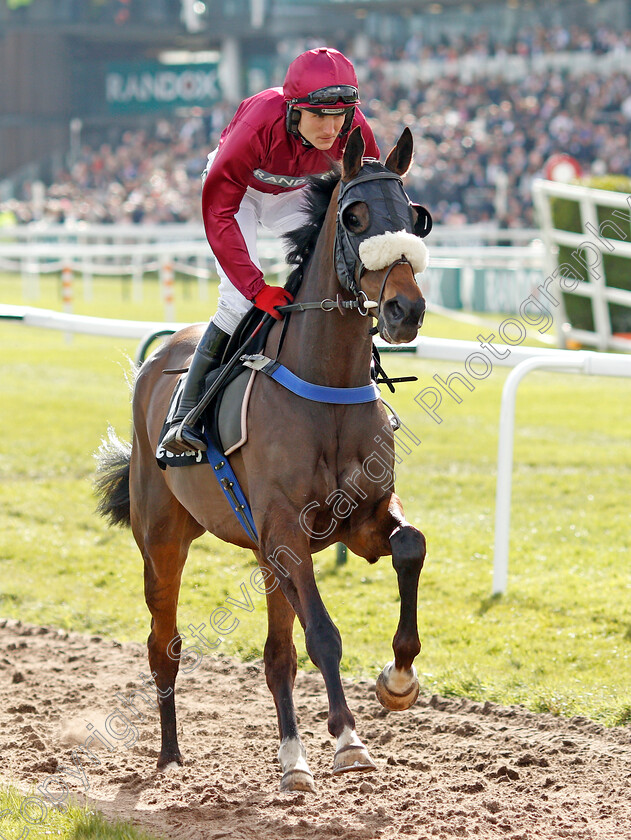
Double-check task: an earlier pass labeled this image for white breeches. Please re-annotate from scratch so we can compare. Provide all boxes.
[203,150,308,335]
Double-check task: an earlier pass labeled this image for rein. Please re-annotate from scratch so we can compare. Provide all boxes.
[273,254,418,396]
[276,256,412,318]
[277,290,377,317]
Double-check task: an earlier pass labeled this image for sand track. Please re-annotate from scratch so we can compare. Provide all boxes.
[2,618,630,840]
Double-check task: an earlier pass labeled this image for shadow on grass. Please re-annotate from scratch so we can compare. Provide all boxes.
[476,592,503,616]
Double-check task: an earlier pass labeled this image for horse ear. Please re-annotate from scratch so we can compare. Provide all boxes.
[342,126,365,182]
[385,126,414,176]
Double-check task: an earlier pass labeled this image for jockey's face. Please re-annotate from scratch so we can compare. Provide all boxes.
[297,108,346,150]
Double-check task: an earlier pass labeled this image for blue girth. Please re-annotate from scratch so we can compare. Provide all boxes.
[209,355,381,543]
[241,354,381,404]
[203,428,259,542]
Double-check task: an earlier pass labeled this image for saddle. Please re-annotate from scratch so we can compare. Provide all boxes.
[155,306,275,470]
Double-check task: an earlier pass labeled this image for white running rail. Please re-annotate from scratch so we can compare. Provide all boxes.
[2,304,629,594]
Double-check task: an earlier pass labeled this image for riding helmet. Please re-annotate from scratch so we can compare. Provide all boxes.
[283,47,359,138]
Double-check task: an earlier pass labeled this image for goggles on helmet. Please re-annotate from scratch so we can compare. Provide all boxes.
[290,84,359,107]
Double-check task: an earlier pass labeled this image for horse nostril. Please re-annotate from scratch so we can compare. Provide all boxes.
[384,296,425,330]
[387,300,404,322]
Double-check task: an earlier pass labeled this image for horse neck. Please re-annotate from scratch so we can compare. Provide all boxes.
[279,206,373,389]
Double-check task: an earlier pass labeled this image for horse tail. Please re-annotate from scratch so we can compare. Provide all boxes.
[94,426,132,528]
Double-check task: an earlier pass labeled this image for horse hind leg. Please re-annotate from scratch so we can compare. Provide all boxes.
[260,559,315,793]
[144,548,186,769]
[131,473,203,769]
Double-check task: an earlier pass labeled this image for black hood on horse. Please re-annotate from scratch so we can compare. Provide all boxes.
[334,160,422,293]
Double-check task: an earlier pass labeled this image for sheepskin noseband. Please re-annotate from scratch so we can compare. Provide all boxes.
[334,158,431,293]
[359,230,428,275]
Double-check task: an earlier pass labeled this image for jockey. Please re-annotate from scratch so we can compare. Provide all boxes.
[161,47,380,454]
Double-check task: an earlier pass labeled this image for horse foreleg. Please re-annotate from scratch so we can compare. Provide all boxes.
[348,494,426,711]
[259,513,375,778]
[260,558,315,793]
[305,593,376,775]
[379,494,425,710]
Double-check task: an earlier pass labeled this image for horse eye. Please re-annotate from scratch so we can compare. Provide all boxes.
[343,203,368,232]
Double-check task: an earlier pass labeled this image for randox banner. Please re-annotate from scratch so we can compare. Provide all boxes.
[105,61,220,113]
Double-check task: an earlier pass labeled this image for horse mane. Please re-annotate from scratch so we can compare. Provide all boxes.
[283,167,341,291]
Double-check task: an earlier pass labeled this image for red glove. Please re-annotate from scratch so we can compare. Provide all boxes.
[253,284,294,320]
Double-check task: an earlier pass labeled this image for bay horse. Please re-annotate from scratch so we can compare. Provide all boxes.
[95,126,428,793]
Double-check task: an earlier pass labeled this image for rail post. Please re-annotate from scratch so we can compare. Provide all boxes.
[160,255,176,322]
[196,254,209,301]
[336,544,348,566]
[61,261,74,343]
[132,252,144,302]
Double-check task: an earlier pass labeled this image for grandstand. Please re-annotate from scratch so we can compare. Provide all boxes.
[1,0,630,229]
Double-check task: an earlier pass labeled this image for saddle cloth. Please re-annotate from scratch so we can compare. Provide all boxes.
[156,366,257,469]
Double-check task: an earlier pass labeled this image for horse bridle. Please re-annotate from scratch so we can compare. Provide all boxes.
[373,256,415,313]
[280,162,428,320]
[277,256,412,321]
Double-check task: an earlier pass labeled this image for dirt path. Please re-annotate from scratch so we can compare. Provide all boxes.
[2,618,630,840]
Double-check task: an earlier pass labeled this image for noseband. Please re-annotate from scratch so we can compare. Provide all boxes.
[374,256,415,313]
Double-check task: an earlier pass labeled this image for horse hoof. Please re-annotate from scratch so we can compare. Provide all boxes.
[158,760,182,774]
[333,744,376,774]
[280,769,316,793]
[376,662,420,711]
[157,752,183,771]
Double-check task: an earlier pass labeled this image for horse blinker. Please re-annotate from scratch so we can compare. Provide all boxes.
[334,159,431,296]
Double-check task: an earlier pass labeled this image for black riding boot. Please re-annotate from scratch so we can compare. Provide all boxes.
[160,321,230,454]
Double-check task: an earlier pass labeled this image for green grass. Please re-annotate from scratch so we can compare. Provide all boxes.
[1,272,630,728]
[0,784,164,840]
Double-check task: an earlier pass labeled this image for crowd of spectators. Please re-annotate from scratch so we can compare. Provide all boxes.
[5,118,215,227]
[2,24,631,230]
[361,66,631,227]
[371,24,631,63]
